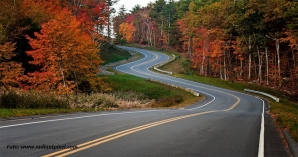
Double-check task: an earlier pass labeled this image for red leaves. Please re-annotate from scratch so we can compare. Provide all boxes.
[125,14,135,23]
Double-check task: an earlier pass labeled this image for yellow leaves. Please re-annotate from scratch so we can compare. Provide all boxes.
[119,22,136,42]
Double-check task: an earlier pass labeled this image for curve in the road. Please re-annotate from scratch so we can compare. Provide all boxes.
[115,46,265,157]
[3,46,283,157]
[39,46,265,157]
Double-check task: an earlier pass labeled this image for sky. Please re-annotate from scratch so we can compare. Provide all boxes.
[113,0,155,14]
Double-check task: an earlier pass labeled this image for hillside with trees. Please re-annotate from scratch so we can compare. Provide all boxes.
[0,0,119,93]
[113,0,298,100]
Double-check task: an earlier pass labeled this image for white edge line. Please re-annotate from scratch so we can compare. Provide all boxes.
[118,46,265,156]
[257,97,265,157]
[0,110,161,129]
[116,47,216,111]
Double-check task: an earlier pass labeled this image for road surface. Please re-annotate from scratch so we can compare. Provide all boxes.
[0,46,289,157]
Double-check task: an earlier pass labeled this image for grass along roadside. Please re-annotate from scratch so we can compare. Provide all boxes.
[0,74,203,118]
[0,43,203,118]
[152,47,298,142]
[0,108,94,119]
[102,74,203,109]
[99,43,131,65]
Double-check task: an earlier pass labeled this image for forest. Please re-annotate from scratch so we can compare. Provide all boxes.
[0,0,119,94]
[114,0,298,99]
[0,0,297,99]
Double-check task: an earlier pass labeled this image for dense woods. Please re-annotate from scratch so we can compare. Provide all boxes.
[113,0,298,99]
[0,0,117,93]
[1,0,297,99]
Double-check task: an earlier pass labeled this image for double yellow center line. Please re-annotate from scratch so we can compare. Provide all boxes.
[43,93,240,157]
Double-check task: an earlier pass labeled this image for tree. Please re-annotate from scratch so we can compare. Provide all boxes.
[106,0,119,43]
[0,42,23,88]
[20,9,103,93]
[130,4,141,14]
[263,0,288,88]
[0,0,27,88]
[119,22,136,43]
[114,5,127,43]
[150,0,167,48]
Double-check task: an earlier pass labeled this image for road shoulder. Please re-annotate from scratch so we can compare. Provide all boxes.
[264,98,292,157]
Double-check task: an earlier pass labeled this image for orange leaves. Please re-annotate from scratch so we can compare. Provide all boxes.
[0,42,23,88]
[19,71,59,91]
[0,0,107,92]
[282,31,298,50]
[22,8,102,93]
[21,0,62,24]
[0,42,16,60]
[119,22,136,42]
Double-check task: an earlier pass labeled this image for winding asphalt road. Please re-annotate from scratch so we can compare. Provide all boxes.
[0,46,289,157]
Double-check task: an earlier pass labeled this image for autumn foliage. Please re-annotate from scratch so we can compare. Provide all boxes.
[113,0,298,98]
[19,9,102,93]
[0,42,23,88]
[0,0,110,93]
[119,22,136,42]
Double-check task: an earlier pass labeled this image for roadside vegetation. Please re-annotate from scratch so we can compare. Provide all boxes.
[99,43,131,65]
[0,74,202,118]
[135,44,298,142]
[1,0,296,142]
[0,43,202,118]
[103,74,201,108]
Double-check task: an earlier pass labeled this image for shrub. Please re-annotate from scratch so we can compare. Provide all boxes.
[0,89,69,109]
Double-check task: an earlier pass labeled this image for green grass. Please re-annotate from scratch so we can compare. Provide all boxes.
[178,74,298,141]
[152,47,298,142]
[0,108,94,118]
[270,99,298,141]
[103,74,202,108]
[0,73,203,118]
[99,42,131,65]
[125,43,191,74]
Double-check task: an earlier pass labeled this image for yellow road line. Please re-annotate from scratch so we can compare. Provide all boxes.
[42,111,218,157]
[43,94,241,157]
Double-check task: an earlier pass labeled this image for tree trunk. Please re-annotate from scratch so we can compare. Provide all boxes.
[201,52,205,75]
[266,35,282,87]
[107,16,111,43]
[292,49,296,69]
[240,59,243,78]
[161,20,163,37]
[257,46,263,84]
[59,62,66,87]
[153,31,156,47]
[166,12,171,51]
[58,53,66,87]
[276,39,282,88]
[188,36,191,57]
[74,71,79,94]
[248,44,252,80]
[166,29,170,51]
[265,46,269,85]
[254,53,257,80]
[219,55,223,79]
[224,50,227,80]
[205,55,209,76]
